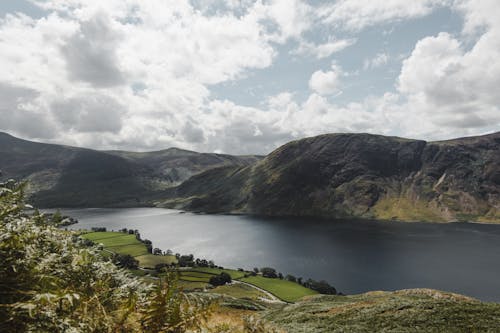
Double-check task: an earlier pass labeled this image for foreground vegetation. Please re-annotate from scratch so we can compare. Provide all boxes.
[0,180,210,332]
[265,289,500,332]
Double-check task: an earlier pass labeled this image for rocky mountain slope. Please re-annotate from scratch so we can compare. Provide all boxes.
[0,132,260,207]
[160,132,500,222]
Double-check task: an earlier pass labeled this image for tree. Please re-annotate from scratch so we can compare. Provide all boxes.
[209,272,232,286]
[115,254,139,269]
[260,267,277,278]
[142,239,153,253]
[304,279,337,295]
[285,274,297,282]
[153,248,162,255]
[178,254,194,267]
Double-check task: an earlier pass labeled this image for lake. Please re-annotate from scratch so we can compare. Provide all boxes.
[62,208,500,302]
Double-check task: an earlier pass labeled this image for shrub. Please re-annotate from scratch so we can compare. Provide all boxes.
[114,254,139,269]
[209,272,232,286]
[260,267,278,278]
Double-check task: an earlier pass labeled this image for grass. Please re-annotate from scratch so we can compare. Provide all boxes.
[81,232,177,268]
[185,267,246,280]
[240,276,318,303]
[135,254,177,269]
[264,289,500,332]
[180,271,215,278]
[177,280,209,291]
[372,197,446,222]
[209,283,268,301]
[178,275,211,282]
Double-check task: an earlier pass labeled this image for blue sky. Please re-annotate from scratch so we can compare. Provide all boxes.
[0,1,499,154]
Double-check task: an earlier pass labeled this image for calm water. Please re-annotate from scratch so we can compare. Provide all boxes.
[62,208,500,301]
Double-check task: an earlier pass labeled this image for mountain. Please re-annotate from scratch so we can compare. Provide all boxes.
[0,132,261,207]
[159,132,500,222]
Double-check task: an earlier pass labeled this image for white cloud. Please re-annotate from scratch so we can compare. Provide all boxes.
[364,52,390,69]
[0,0,313,152]
[397,27,500,132]
[308,64,343,95]
[261,0,313,42]
[293,38,356,59]
[61,12,125,87]
[320,0,449,31]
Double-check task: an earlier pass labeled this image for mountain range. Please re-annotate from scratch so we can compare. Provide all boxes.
[0,132,260,207]
[1,131,498,222]
[160,132,500,222]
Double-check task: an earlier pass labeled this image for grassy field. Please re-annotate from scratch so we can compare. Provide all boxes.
[209,283,268,300]
[185,267,246,279]
[135,254,177,268]
[177,280,209,291]
[179,267,317,302]
[81,232,177,268]
[240,276,318,303]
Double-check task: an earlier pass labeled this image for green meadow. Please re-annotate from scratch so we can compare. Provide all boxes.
[240,276,318,303]
[81,232,177,268]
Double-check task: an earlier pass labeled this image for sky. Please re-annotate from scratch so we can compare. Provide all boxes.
[0,0,499,154]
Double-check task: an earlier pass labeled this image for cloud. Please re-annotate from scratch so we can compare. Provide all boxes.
[364,52,390,69]
[320,0,448,31]
[182,121,205,144]
[61,13,125,87]
[0,0,498,155]
[293,38,356,59]
[0,82,56,139]
[51,94,125,133]
[397,28,500,132]
[308,64,343,95]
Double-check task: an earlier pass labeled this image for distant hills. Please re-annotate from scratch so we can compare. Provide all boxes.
[0,132,260,207]
[160,132,500,223]
[1,131,498,222]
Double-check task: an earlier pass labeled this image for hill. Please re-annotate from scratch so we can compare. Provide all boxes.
[0,132,260,207]
[264,289,500,332]
[159,132,500,222]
